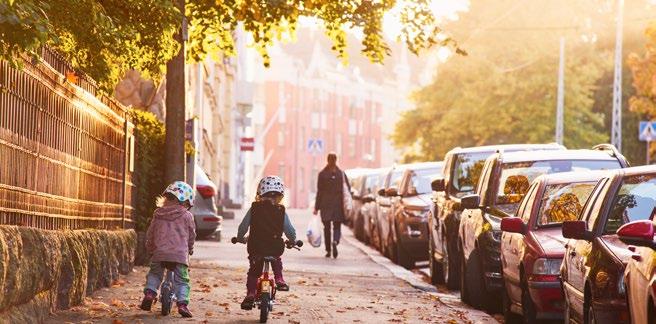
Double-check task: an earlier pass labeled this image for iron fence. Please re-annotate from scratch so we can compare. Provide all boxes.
[0,50,135,230]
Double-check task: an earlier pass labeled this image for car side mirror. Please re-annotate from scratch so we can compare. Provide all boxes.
[385,188,399,197]
[562,220,593,241]
[501,217,526,235]
[460,194,480,210]
[377,188,386,197]
[431,178,445,192]
[618,220,656,248]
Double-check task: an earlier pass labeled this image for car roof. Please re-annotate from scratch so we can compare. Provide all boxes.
[534,169,611,186]
[614,164,656,177]
[497,149,620,164]
[447,143,564,155]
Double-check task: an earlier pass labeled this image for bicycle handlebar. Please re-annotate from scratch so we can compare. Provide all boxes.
[231,237,303,250]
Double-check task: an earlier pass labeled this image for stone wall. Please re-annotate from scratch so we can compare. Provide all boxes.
[0,226,136,323]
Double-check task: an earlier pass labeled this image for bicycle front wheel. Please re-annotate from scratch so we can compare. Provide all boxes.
[259,292,270,323]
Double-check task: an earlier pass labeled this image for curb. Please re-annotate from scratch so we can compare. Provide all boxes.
[342,228,497,323]
[341,231,438,293]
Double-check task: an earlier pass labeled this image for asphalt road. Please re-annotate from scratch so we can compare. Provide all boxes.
[50,209,497,323]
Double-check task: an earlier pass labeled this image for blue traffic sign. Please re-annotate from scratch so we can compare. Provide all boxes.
[307,138,324,155]
[639,121,656,141]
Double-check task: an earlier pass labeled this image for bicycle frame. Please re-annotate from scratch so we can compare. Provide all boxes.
[256,259,276,306]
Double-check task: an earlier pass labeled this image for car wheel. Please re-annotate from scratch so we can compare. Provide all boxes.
[196,229,215,240]
[463,248,487,309]
[388,234,398,263]
[521,280,537,324]
[459,248,470,304]
[443,236,459,290]
[585,292,596,324]
[503,285,522,324]
[429,239,444,285]
[396,241,414,269]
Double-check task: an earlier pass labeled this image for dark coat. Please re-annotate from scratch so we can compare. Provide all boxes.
[247,201,285,257]
[315,166,350,222]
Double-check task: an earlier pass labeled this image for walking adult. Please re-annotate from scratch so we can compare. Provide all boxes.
[313,153,350,258]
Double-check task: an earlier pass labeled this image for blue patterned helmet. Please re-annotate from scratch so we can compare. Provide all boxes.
[164,181,195,206]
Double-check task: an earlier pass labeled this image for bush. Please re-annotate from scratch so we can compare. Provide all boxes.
[130,110,166,232]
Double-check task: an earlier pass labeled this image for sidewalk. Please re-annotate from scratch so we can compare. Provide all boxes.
[49,209,497,323]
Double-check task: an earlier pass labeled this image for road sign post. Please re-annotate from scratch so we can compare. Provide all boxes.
[639,121,656,164]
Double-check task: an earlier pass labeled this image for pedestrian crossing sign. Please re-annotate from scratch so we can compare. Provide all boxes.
[639,121,656,141]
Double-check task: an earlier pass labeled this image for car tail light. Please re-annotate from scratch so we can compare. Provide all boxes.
[202,217,220,222]
[528,274,560,282]
[197,185,216,199]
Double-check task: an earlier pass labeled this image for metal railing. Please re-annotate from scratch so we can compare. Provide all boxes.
[0,50,135,230]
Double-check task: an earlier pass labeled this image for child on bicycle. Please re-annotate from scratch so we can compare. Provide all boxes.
[140,181,196,318]
[236,176,296,310]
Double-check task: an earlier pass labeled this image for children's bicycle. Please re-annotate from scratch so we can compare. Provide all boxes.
[159,262,178,316]
[231,237,302,323]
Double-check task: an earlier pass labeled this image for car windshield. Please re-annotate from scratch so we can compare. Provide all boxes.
[410,168,442,195]
[389,170,404,189]
[496,160,620,215]
[364,174,379,195]
[537,181,598,226]
[452,152,490,197]
[604,173,656,234]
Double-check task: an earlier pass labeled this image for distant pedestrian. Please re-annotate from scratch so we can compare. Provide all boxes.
[140,181,196,318]
[313,153,350,258]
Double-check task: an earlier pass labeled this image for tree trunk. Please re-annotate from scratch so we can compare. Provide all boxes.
[165,0,187,184]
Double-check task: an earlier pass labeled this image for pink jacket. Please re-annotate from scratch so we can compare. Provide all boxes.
[146,204,196,266]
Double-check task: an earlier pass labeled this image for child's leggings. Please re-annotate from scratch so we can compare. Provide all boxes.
[144,261,191,305]
[246,255,284,296]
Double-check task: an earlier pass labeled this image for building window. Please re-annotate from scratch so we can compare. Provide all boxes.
[371,139,376,158]
[336,133,342,156]
[337,96,342,117]
[311,112,320,129]
[299,126,305,152]
[299,167,305,191]
[321,112,327,130]
[348,136,356,158]
[277,130,285,147]
[278,105,286,123]
[278,163,286,181]
[348,120,357,135]
[311,168,318,191]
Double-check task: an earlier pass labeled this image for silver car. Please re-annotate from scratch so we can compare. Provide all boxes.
[191,167,222,240]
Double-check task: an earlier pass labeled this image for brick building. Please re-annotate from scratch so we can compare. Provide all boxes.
[243,28,423,208]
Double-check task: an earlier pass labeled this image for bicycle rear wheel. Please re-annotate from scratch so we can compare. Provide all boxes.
[259,292,270,323]
[160,288,172,315]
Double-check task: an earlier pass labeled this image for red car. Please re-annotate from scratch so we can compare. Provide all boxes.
[561,165,656,324]
[618,213,656,321]
[500,171,607,322]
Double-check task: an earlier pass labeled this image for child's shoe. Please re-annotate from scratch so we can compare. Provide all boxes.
[177,302,193,318]
[241,296,255,310]
[276,282,290,291]
[140,289,157,311]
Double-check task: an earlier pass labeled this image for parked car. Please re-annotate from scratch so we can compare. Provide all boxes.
[345,168,373,227]
[360,169,386,247]
[350,169,378,242]
[365,170,390,251]
[191,166,222,239]
[500,171,610,322]
[429,143,565,288]
[561,165,656,324]
[618,218,656,324]
[459,148,626,311]
[386,162,443,269]
[375,164,408,258]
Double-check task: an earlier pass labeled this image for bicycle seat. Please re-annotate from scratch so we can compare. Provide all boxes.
[263,256,277,262]
[161,261,177,271]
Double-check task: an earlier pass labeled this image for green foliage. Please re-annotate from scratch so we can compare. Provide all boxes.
[1,0,181,91]
[392,0,632,162]
[130,110,166,232]
[2,0,459,88]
